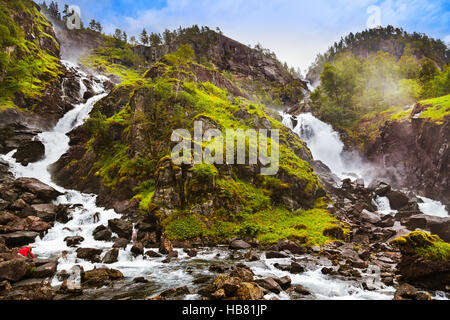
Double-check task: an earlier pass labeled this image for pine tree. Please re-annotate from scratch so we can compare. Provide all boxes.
[149,32,162,46]
[140,29,149,45]
[122,31,127,43]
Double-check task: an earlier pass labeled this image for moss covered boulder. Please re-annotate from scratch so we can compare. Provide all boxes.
[391,231,450,290]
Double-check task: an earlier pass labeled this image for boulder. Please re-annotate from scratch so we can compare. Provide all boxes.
[429,218,450,242]
[278,241,308,254]
[32,262,57,278]
[58,279,82,295]
[81,268,123,287]
[0,259,33,282]
[14,178,62,202]
[244,251,260,262]
[230,266,254,282]
[323,226,346,240]
[64,236,84,247]
[265,251,289,259]
[255,277,282,294]
[2,279,55,300]
[274,276,292,290]
[108,219,132,239]
[229,239,251,250]
[290,262,305,274]
[102,248,119,264]
[76,248,102,262]
[145,250,162,258]
[236,282,264,300]
[131,242,144,255]
[360,209,382,224]
[159,237,173,254]
[113,238,129,249]
[393,283,431,300]
[2,231,39,247]
[12,141,45,166]
[30,204,58,222]
[93,225,112,241]
[292,284,312,295]
[26,216,52,232]
[160,286,190,298]
[186,249,198,257]
[387,191,410,210]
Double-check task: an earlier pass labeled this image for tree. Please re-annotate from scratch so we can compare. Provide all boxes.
[149,32,162,46]
[163,29,173,44]
[122,31,128,43]
[130,36,137,45]
[48,1,61,20]
[88,19,97,31]
[140,29,149,45]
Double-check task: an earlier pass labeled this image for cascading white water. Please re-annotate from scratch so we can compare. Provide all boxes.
[281,112,369,180]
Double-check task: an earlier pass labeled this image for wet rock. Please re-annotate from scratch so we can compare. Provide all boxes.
[429,218,450,242]
[81,268,124,288]
[236,282,264,300]
[245,250,260,262]
[160,286,190,299]
[386,191,410,210]
[30,204,58,222]
[56,270,69,282]
[266,251,289,259]
[102,248,119,264]
[402,215,428,230]
[274,263,291,272]
[13,141,45,166]
[321,267,336,275]
[2,279,55,300]
[167,250,179,259]
[311,246,321,253]
[230,266,254,282]
[255,278,282,294]
[274,276,291,290]
[108,219,132,239]
[93,225,112,241]
[229,239,251,250]
[186,249,198,257]
[26,216,52,232]
[32,262,57,278]
[290,262,305,274]
[361,209,382,224]
[133,277,149,284]
[76,248,102,263]
[213,275,241,297]
[159,237,173,254]
[58,279,82,295]
[0,259,33,282]
[292,284,312,295]
[113,238,129,249]
[2,231,39,247]
[14,178,62,202]
[278,241,308,254]
[145,250,162,258]
[209,264,227,273]
[131,242,144,255]
[393,283,431,300]
[377,215,395,228]
[64,236,84,247]
[372,182,391,197]
[211,288,226,300]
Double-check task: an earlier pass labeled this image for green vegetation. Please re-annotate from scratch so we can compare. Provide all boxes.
[0,0,63,110]
[310,50,449,128]
[79,45,337,245]
[392,231,450,263]
[418,94,450,123]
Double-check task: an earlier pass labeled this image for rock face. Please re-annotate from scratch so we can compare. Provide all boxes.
[391,231,450,290]
[0,259,33,282]
[12,141,45,166]
[366,113,449,207]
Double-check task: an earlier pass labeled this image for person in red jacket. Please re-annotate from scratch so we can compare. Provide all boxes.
[17,247,35,259]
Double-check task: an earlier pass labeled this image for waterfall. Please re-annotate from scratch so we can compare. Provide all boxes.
[281,112,370,181]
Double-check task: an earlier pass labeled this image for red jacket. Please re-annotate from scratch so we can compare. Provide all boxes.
[17,247,35,259]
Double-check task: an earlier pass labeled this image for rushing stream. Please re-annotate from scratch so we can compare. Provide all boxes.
[0,62,445,300]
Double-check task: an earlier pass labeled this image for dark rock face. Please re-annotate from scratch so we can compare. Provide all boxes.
[12,141,45,166]
[108,219,133,239]
[0,259,33,282]
[229,239,251,250]
[102,248,119,264]
[76,248,103,263]
[2,232,39,247]
[366,114,449,207]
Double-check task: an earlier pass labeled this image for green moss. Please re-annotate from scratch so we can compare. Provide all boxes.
[392,231,450,263]
[417,94,450,123]
[163,211,207,240]
[0,0,63,110]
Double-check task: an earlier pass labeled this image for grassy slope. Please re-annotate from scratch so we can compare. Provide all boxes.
[0,0,62,110]
[78,45,346,246]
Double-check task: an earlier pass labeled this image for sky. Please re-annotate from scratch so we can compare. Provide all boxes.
[45,0,450,73]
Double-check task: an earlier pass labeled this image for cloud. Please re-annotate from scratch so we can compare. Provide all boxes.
[48,0,449,70]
